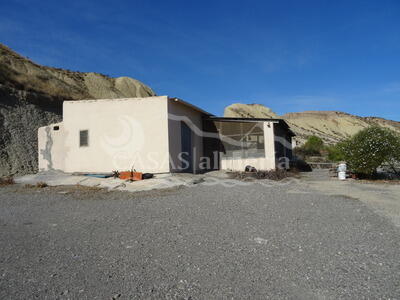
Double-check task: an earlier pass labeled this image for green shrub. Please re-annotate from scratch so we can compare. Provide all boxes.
[304,136,324,153]
[294,136,324,157]
[327,142,346,162]
[341,126,400,176]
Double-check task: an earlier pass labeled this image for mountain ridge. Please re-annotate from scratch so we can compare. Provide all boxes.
[225,103,400,145]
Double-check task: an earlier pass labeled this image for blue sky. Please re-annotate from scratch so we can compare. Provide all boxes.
[1,0,400,120]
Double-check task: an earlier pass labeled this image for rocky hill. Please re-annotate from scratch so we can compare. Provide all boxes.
[224,103,400,145]
[0,43,156,176]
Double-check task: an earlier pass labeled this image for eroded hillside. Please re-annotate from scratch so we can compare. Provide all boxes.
[224,103,400,145]
[0,43,156,176]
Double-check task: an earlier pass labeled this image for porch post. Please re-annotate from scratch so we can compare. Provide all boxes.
[263,122,276,170]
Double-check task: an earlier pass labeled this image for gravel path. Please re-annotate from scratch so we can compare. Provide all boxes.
[0,180,399,299]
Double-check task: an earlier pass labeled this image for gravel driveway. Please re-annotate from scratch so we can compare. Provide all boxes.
[0,179,399,299]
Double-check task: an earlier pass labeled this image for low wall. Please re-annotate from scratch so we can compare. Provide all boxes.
[220,156,276,171]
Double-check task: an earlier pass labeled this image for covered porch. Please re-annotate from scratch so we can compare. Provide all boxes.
[203,117,284,171]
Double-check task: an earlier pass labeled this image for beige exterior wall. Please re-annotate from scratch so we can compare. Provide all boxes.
[167,99,204,173]
[39,96,171,174]
[38,97,291,174]
[219,121,276,171]
[38,122,67,172]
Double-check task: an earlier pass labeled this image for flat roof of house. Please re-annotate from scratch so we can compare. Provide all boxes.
[205,117,296,136]
[168,97,214,116]
[63,96,214,116]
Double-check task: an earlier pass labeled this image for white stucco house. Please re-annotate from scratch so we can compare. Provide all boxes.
[38,96,295,174]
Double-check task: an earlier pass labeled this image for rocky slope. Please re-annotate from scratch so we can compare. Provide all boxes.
[0,43,156,176]
[224,103,400,145]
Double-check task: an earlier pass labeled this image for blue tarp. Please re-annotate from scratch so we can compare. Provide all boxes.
[84,174,113,178]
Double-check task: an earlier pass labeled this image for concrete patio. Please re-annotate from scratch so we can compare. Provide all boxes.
[15,171,208,193]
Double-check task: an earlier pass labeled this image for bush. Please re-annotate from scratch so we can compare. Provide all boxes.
[340,126,400,176]
[326,142,346,162]
[294,136,324,157]
[304,136,324,153]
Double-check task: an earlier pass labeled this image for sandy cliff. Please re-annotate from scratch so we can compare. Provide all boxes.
[0,43,155,176]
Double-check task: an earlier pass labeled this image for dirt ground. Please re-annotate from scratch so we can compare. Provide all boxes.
[0,170,399,299]
[298,169,400,227]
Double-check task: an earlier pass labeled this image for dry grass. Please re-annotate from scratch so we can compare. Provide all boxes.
[230,169,296,181]
[36,182,48,188]
[0,177,15,186]
[24,182,48,188]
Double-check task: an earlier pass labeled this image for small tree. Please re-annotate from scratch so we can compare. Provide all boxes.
[294,136,325,158]
[302,135,324,155]
[341,126,400,176]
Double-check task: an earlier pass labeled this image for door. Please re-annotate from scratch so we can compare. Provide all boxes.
[181,121,193,173]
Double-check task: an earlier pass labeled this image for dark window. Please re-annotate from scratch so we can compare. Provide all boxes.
[79,130,89,147]
[53,126,59,131]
